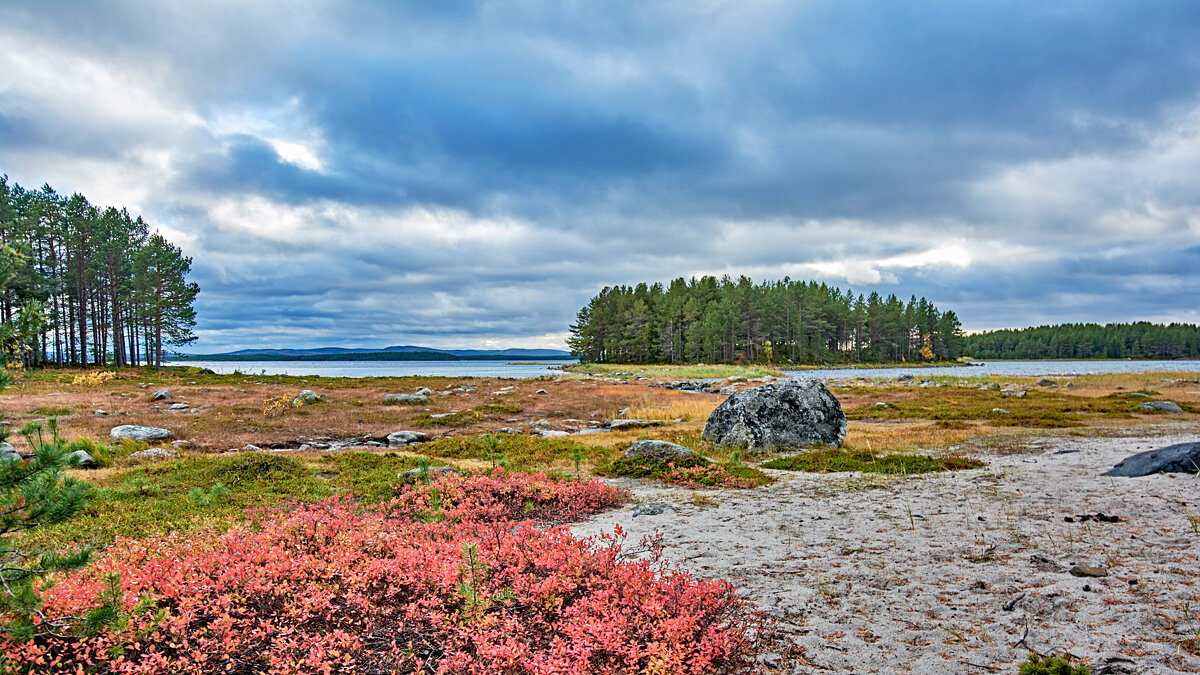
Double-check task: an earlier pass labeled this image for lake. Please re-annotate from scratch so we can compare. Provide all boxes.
[163,360,575,379]
[165,359,1200,380]
[783,360,1200,380]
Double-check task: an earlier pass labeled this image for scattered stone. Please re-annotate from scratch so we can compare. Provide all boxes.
[242,444,264,453]
[292,390,325,406]
[150,390,171,401]
[702,378,847,451]
[1104,441,1200,477]
[574,428,611,435]
[1065,382,1076,390]
[415,387,433,396]
[168,403,189,410]
[387,431,427,447]
[718,385,739,395]
[991,408,1010,414]
[897,375,915,382]
[170,440,190,449]
[1030,554,1063,572]
[617,407,631,417]
[624,439,703,462]
[1070,564,1108,578]
[982,382,1001,390]
[606,419,662,430]
[400,466,461,480]
[67,450,97,469]
[1137,400,1183,413]
[110,425,174,441]
[873,402,891,409]
[128,448,178,462]
[535,389,548,395]
[384,393,431,405]
[0,443,21,463]
[493,427,520,434]
[94,409,108,416]
[1090,655,1138,675]
[1065,512,1120,524]
[1036,378,1059,387]
[197,368,217,375]
[538,430,569,438]
[632,502,669,518]
[1000,388,1026,398]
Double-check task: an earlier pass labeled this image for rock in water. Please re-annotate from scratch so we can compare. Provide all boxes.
[624,440,703,461]
[1104,442,1200,477]
[110,425,174,441]
[702,378,846,451]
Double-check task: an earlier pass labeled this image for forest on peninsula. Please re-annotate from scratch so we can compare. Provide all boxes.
[567,276,1200,364]
[0,175,198,368]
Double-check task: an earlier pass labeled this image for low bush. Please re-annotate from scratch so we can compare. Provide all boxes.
[597,456,774,489]
[1017,653,1090,675]
[762,448,985,474]
[3,473,758,674]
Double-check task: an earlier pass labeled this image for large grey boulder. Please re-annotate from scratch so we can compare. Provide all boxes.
[702,378,846,451]
[67,450,97,469]
[0,442,21,463]
[1138,401,1183,413]
[1104,442,1200,477]
[624,440,703,462]
[387,430,427,447]
[293,390,325,406]
[110,425,174,442]
[384,393,430,405]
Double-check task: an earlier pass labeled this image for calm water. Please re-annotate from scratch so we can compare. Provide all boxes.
[163,360,574,379]
[164,359,1200,380]
[784,360,1200,380]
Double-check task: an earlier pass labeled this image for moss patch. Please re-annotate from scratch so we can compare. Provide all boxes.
[762,448,985,474]
[596,456,773,488]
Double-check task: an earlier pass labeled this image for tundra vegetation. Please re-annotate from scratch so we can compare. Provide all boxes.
[0,364,1196,672]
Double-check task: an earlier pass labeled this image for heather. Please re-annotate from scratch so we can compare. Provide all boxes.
[2,472,763,674]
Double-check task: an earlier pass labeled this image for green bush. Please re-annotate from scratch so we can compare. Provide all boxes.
[1018,653,1090,675]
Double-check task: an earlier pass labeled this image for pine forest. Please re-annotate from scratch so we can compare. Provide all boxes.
[0,175,199,368]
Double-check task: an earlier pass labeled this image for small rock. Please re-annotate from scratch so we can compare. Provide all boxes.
[110,425,174,441]
[1000,388,1026,398]
[94,409,108,416]
[617,407,631,417]
[170,440,190,449]
[606,419,662,430]
[0,442,22,463]
[168,403,189,410]
[1137,401,1183,413]
[1036,378,1059,388]
[1070,564,1109,578]
[150,390,171,401]
[67,450,97,469]
[873,402,891,408]
[494,427,520,434]
[539,430,569,438]
[991,408,1010,414]
[1031,554,1063,573]
[1065,382,1075,390]
[632,502,669,518]
[415,387,433,396]
[718,385,739,395]
[535,389,548,395]
[292,390,325,406]
[624,440,703,461]
[384,393,430,405]
[400,466,461,480]
[387,431,427,447]
[128,448,178,462]
[197,368,217,375]
[242,444,264,453]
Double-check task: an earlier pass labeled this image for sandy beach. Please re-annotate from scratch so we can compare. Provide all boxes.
[573,426,1200,674]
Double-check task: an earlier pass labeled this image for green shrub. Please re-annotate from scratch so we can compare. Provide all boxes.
[1018,653,1090,675]
[66,437,114,468]
[762,448,985,474]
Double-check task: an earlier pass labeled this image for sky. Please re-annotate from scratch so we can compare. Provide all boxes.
[1,1,1198,353]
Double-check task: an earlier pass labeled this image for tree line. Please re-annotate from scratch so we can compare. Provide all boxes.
[962,323,1200,360]
[0,175,198,368]
[567,276,964,364]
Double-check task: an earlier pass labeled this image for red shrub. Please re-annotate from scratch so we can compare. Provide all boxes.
[2,473,759,674]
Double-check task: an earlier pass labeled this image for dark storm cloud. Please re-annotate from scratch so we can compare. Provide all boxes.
[2,0,1199,350]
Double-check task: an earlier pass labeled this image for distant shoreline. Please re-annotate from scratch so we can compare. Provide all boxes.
[173,352,574,362]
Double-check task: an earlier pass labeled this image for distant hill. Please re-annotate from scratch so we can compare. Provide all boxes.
[176,345,573,361]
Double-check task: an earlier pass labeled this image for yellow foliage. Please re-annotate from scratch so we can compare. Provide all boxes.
[73,371,118,386]
[262,395,291,417]
[919,334,935,361]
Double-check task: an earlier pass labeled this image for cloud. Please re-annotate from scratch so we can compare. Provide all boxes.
[1,0,1198,350]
